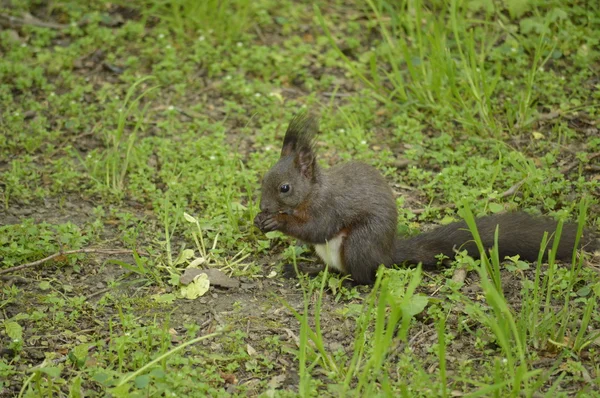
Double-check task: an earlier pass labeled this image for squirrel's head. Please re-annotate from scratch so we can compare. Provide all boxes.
[258,113,319,215]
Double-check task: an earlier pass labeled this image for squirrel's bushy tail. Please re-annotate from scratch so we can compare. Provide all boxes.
[393,212,598,267]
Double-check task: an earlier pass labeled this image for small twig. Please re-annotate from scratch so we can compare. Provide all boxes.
[560,151,600,175]
[0,275,29,284]
[86,287,111,300]
[498,177,527,198]
[321,91,354,98]
[253,25,267,44]
[279,87,307,96]
[175,107,203,120]
[536,111,561,122]
[412,177,528,215]
[0,12,70,30]
[1,249,147,275]
[407,326,436,347]
[393,159,413,169]
[199,314,213,331]
[116,332,222,387]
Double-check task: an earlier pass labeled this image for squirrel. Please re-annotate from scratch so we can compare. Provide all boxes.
[253,113,599,285]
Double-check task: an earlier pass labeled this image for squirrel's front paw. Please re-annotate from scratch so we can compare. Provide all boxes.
[254,212,280,232]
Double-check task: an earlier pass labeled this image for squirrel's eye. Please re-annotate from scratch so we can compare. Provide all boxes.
[280,184,290,193]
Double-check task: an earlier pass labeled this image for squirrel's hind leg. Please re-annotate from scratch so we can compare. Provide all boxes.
[343,226,394,285]
[281,262,326,279]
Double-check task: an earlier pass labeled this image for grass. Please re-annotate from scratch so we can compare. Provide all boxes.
[1,0,599,396]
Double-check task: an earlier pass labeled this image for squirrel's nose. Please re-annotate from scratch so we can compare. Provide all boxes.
[259,201,269,213]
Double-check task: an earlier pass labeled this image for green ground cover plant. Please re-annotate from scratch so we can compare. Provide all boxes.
[1,0,599,396]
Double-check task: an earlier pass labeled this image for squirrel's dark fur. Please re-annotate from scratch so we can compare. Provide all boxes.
[254,113,598,285]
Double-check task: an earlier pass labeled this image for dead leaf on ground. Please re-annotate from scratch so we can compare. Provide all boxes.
[180,267,240,288]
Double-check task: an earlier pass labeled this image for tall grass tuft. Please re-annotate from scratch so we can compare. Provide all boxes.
[140,0,253,42]
[316,0,557,137]
[459,198,598,395]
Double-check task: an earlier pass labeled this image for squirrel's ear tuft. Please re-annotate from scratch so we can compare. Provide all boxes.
[280,112,318,158]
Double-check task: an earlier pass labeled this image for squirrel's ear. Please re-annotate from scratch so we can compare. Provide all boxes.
[295,148,316,180]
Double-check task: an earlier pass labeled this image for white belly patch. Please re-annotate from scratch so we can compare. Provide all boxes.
[314,232,346,272]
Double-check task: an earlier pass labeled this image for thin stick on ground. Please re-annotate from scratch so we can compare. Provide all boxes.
[0,248,148,275]
[560,151,600,174]
[412,177,527,215]
[0,13,70,30]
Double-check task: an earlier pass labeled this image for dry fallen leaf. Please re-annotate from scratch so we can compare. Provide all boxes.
[179,274,210,299]
[267,374,286,389]
[219,371,237,385]
[532,131,545,140]
[180,268,239,288]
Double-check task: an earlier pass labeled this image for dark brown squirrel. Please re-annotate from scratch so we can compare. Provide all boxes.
[253,113,599,285]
